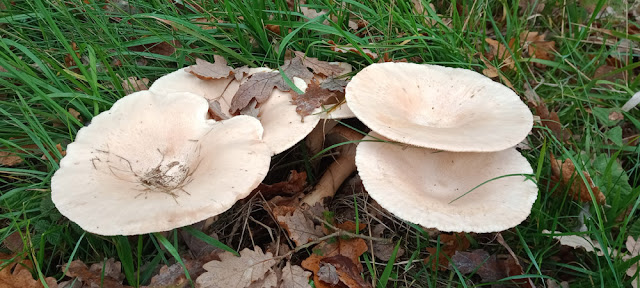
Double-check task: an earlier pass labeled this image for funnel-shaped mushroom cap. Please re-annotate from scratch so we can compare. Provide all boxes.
[149,68,320,155]
[356,133,538,233]
[346,63,533,152]
[51,91,271,235]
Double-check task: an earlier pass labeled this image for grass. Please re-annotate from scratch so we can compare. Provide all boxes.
[0,0,639,286]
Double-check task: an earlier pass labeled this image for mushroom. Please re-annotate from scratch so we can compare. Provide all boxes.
[345,62,533,152]
[149,67,320,155]
[302,125,364,206]
[51,91,271,235]
[355,133,538,233]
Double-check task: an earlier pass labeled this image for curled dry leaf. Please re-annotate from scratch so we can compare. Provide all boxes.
[533,101,570,141]
[370,224,404,261]
[549,154,606,205]
[450,249,506,283]
[0,253,58,288]
[254,170,307,199]
[185,56,233,80]
[542,229,605,256]
[0,143,39,166]
[327,40,378,59]
[196,246,276,288]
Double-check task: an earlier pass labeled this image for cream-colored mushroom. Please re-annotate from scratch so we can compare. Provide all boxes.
[51,91,271,235]
[149,67,320,155]
[345,62,533,152]
[355,132,538,233]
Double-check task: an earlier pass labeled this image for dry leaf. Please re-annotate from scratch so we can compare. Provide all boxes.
[291,79,343,118]
[0,144,39,166]
[292,51,343,77]
[496,233,535,288]
[301,238,368,288]
[281,262,312,288]
[185,56,233,80]
[64,259,128,288]
[239,99,260,118]
[208,100,230,121]
[67,108,82,122]
[534,101,570,141]
[320,255,372,288]
[233,66,251,81]
[608,111,624,121]
[485,38,515,70]
[2,231,24,253]
[121,76,149,94]
[230,54,312,114]
[128,40,180,57]
[370,224,404,261]
[450,249,506,283]
[520,31,555,68]
[0,254,58,288]
[196,246,276,288]
[254,170,307,199]
[479,56,515,90]
[425,233,470,270]
[277,207,324,246]
[543,230,605,256]
[327,40,378,59]
[319,78,348,93]
[549,154,606,204]
[229,72,287,114]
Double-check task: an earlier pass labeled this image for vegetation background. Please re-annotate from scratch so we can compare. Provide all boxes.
[0,0,639,287]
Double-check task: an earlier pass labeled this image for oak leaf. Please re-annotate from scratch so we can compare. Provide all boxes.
[0,254,58,288]
[276,207,324,246]
[0,144,39,166]
[281,262,312,288]
[196,246,276,288]
[291,79,343,118]
[301,238,368,288]
[292,51,343,77]
[320,255,372,288]
[185,56,233,80]
[549,154,606,204]
[485,38,515,70]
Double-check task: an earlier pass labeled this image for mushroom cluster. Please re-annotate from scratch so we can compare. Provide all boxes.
[346,62,538,233]
[52,54,353,236]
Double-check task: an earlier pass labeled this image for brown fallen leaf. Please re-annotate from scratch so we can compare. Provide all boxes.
[292,51,343,77]
[479,56,515,90]
[0,144,39,166]
[128,39,180,57]
[496,233,535,288]
[370,224,404,261]
[63,259,128,288]
[291,79,343,118]
[320,255,372,288]
[144,251,219,288]
[301,238,368,288]
[549,153,606,204]
[0,253,58,288]
[121,76,149,94]
[208,100,231,121]
[319,78,348,93]
[281,261,312,288]
[533,101,570,141]
[196,246,276,288]
[254,170,307,199]
[2,231,24,253]
[327,40,378,59]
[450,249,506,283]
[63,42,81,73]
[425,233,471,271]
[185,56,233,80]
[520,31,555,68]
[67,108,82,122]
[485,38,515,70]
[277,205,324,246]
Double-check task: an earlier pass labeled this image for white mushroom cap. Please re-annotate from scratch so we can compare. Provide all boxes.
[149,67,320,155]
[149,68,234,102]
[51,91,271,235]
[346,63,533,152]
[356,133,538,233]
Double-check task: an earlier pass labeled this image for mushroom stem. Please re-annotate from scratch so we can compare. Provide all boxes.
[302,125,364,206]
[305,119,338,157]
